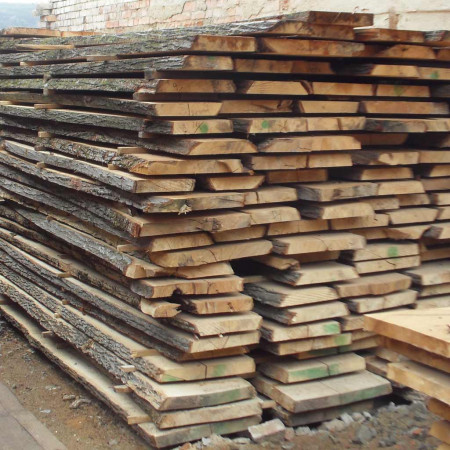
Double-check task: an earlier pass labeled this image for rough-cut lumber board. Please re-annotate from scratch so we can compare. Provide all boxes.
[259,38,365,57]
[416,296,450,309]
[355,28,424,43]
[379,336,450,374]
[237,80,309,95]
[245,282,338,308]
[338,167,413,181]
[397,194,431,207]
[265,169,328,184]
[388,207,438,224]
[361,101,449,115]
[271,232,365,255]
[0,55,234,76]
[299,201,374,220]
[296,182,377,202]
[297,100,359,114]
[375,84,430,97]
[387,361,450,405]
[404,262,450,286]
[200,174,264,191]
[428,398,450,421]
[263,333,351,356]
[430,420,450,445]
[253,371,391,413]
[258,135,361,153]
[365,307,450,358]
[272,261,358,286]
[169,311,262,337]
[266,219,328,236]
[178,293,253,315]
[352,150,419,166]
[343,242,419,261]
[254,301,349,325]
[330,214,389,231]
[335,272,411,297]
[150,240,272,267]
[259,353,365,384]
[241,206,300,225]
[260,319,340,343]
[132,275,243,299]
[419,283,450,298]
[351,256,420,274]
[346,290,417,313]
[313,82,374,96]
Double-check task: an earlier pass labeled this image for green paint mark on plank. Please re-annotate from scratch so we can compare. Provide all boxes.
[210,363,227,378]
[387,246,399,258]
[261,120,270,129]
[430,71,440,79]
[199,123,209,133]
[324,322,341,334]
[393,85,405,96]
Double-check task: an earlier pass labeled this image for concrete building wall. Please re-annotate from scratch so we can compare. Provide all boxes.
[37,0,450,32]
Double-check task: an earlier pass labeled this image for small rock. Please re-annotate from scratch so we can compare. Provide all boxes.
[45,385,59,391]
[353,425,376,445]
[201,437,211,446]
[108,439,118,446]
[69,397,91,409]
[281,443,294,450]
[340,412,354,425]
[322,418,347,432]
[40,409,52,414]
[362,411,372,419]
[408,427,426,438]
[63,394,76,401]
[351,412,365,423]
[284,427,295,441]
[295,426,312,436]
[379,436,397,447]
[248,419,286,443]
[232,437,251,445]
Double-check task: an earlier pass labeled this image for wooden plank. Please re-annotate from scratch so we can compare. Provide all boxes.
[299,201,374,219]
[258,135,361,153]
[365,307,450,358]
[271,232,365,255]
[169,311,262,337]
[342,242,419,261]
[272,261,358,286]
[254,370,391,413]
[254,301,349,325]
[178,293,253,315]
[245,282,338,308]
[430,420,450,445]
[259,353,365,384]
[405,261,450,286]
[336,272,412,297]
[347,290,417,313]
[379,336,450,374]
[296,182,377,202]
[387,361,450,405]
[263,333,352,356]
[351,255,421,274]
[428,398,450,421]
[150,240,273,267]
[260,319,341,343]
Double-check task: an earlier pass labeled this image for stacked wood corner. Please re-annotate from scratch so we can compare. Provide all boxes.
[365,309,450,449]
[0,11,448,447]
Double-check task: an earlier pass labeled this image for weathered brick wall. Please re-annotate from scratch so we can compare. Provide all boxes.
[37,0,450,32]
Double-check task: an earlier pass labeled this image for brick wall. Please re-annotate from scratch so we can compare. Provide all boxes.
[37,0,450,32]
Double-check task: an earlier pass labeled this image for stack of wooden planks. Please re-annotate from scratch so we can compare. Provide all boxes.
[365,308,450,449]
[0,11,449,442]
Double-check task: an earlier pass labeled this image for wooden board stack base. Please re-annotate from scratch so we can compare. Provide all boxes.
[0,11,449,443]
[365,308,450,449]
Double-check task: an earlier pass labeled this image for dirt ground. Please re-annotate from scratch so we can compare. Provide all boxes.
[0,317,441,450]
